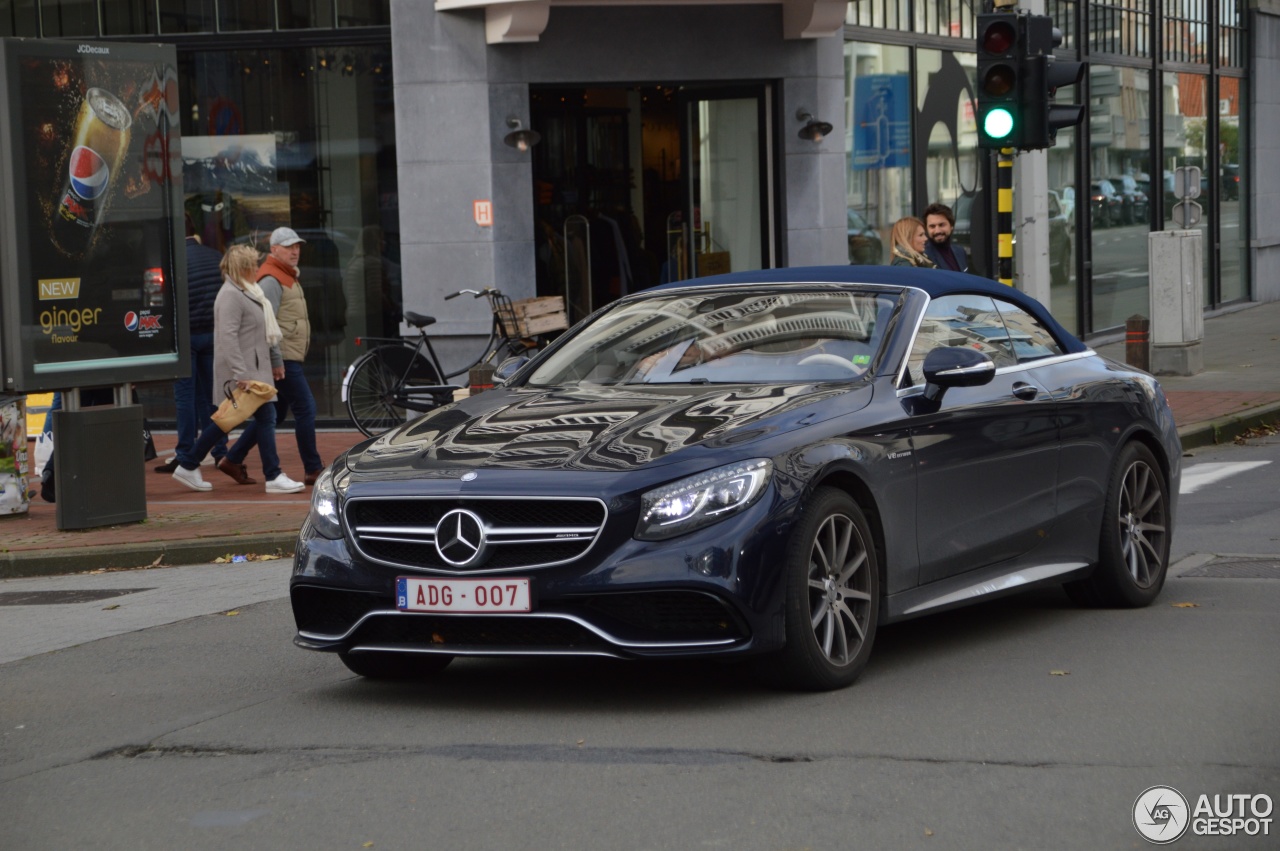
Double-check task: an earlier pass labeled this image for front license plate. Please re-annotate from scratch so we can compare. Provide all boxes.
[396,577,531,613]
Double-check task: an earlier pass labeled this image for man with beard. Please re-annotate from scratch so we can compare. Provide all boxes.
[922,202,970,273]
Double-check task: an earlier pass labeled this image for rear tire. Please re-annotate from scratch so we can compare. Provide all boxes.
[759,488,879,691]
[339,650,453,680]
[345,346,442,437]
[1065,442,1170,608]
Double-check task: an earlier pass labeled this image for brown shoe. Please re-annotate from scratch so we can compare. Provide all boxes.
[304,469,323,486]
[217,458,258,485]
[154,457,180,473]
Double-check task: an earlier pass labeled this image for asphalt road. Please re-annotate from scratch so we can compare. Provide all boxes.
[3,435,1278,850]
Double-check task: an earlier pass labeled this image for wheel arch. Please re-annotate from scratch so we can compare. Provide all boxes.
[810,468,888,592]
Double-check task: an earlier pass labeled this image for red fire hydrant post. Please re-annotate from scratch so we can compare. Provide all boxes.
[1126,314,1150,373]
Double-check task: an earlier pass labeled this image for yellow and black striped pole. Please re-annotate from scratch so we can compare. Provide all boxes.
[997,147,1014,285]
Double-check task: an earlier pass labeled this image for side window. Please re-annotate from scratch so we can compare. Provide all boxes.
[993,300,1065,363]
[904,294,1015,385]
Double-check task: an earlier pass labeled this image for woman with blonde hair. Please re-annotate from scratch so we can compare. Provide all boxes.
[889,216,937,268]
[172,244,305,494]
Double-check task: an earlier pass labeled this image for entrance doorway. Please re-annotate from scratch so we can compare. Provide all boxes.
[528,84,775,322]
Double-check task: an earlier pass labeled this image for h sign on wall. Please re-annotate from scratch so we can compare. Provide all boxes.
[474,200,493,227]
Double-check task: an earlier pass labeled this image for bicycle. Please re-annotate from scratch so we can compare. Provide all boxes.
[342,288,542,437]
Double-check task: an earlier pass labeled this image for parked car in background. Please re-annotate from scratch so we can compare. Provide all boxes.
[847,208,884,265]
[1221,164,1240,201]
[1089,179,1123,228]
[1110,175,1150,225]
[291,266,1181,691]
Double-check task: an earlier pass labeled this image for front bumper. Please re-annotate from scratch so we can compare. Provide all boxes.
[289,490,796,660]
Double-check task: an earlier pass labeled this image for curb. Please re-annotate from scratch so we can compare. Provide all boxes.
[1176,401,1280,450]
[0,532,297,580]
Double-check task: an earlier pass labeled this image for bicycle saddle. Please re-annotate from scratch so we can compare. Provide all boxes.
[402,311,437,328]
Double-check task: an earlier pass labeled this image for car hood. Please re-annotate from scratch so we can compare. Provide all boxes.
[345,382,872,475]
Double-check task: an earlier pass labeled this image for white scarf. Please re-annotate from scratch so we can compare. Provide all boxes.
[236,277,283,346]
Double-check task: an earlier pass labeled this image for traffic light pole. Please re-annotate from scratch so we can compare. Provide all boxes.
[997,148,1014,286]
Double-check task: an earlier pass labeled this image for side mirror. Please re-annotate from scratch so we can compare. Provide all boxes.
[493,354,531,383]
[921,346,996,401]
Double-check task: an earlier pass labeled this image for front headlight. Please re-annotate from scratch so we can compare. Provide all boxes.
[636,459,773,541]
[308,466,344,539]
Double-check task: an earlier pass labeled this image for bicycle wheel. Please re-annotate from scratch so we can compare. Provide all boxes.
[345,346,442,437]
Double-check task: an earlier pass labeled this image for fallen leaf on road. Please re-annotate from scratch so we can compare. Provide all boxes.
[363,844,374,848]
[150,554,164,567]
[1172,602,1200,608]
[102,604,120,610]
[224,610,240,616]
[925,828,934,837]
[1050,670,1070,676]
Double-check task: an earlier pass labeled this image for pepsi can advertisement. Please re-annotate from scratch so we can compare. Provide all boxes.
[0,39,188,393]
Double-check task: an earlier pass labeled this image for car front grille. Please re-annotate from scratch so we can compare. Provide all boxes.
[344,496,607,574]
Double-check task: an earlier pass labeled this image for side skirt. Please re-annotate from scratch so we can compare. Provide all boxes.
[882,559,1093,624]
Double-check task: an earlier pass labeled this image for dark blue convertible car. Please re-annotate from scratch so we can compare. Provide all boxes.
[292,266,1180,690]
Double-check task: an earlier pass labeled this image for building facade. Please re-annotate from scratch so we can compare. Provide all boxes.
[3,0,1274,423]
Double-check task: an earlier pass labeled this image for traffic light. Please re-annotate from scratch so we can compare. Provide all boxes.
[976,13,1021,149]
[1018,14,1086,150]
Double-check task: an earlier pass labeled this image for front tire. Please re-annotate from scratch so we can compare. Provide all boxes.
[760,488,879,691]
[339,650,453,680]
[1066,442,1171,607]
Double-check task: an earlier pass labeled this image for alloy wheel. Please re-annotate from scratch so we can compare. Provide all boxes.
[1118,459,1168,588]
[806,513,873,666]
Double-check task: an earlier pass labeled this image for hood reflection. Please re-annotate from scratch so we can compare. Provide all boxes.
[349,383,867,473]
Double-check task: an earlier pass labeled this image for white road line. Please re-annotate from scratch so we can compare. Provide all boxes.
[1180,461,1272,494]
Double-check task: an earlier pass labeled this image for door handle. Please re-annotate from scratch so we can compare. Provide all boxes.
[1012,382,1038,401]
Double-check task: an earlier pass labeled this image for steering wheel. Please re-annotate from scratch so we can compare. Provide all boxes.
[798,353,866,375]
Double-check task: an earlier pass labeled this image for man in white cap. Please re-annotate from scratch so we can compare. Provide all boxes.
[221,226,325,486]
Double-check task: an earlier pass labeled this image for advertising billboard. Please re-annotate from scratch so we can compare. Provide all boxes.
[0,39,187,393]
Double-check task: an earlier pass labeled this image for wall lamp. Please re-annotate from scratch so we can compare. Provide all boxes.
[503,116,541,152]
[796,108,833,142]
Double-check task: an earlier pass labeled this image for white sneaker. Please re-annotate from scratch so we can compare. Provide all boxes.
[173,465,212,492]
[266,473,305,494]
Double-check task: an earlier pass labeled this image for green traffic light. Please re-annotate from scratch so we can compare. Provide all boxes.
[984,107,1015,140]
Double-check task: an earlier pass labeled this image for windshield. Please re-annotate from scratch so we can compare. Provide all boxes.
[527,288,898,387]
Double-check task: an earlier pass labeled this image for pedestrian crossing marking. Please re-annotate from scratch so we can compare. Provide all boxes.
[1179,461,1271,494]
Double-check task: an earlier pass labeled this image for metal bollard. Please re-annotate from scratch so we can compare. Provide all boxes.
[1125,314,1150,373]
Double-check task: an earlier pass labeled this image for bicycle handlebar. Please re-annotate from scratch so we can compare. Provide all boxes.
[446,288,500,300]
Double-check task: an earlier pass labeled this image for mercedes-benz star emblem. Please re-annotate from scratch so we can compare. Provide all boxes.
[435,508,487,566]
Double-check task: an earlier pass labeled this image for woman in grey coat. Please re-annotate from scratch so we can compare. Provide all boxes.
[172,245,305,493]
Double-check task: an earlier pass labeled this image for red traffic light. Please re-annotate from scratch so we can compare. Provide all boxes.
[981,20,1016,55]
[981,65,1017,97]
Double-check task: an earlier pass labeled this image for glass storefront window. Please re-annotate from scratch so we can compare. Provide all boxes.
[0,1,40,36]
[159,0,215,33]
[917,48,982,273]
[1089,64,1152,332]
[218,0,274,31]
[102,0,155,34]
[1219,76,1246,302]
[340,0,389,27]
[844,42,911,266]
[36,0,97,36]
[1046,83,1080,334]
[1160,71,1211,306]
[280,0,335,29]
[157,44,399,422]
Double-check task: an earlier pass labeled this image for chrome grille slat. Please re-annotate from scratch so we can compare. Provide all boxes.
[345,495,608,574]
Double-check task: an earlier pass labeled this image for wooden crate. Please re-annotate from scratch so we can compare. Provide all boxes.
[512,296,568,337]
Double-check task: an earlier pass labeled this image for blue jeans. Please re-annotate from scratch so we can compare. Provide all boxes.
[227,360,322,474]
[174,332,226,461]
[180,401,282,482]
